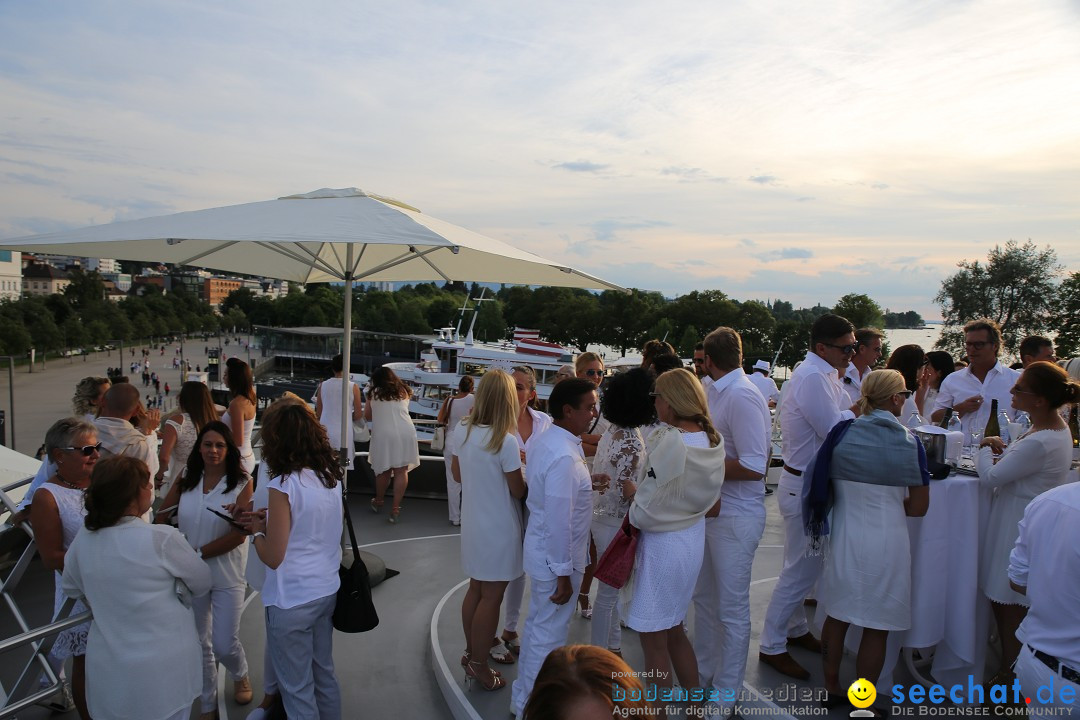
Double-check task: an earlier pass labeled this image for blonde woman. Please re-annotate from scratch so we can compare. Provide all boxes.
[452,369,525,691]
[817,369,930,707]
[626,368,725,697]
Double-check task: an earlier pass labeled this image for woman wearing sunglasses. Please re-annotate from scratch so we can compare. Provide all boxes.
[30,418,100,719]
[574,352,608,620]
[975,361,1077,685]
[156,421,253,718]
[815,370,930,711]
[884,344,926,423]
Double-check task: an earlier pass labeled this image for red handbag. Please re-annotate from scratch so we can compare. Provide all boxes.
[593,515,640,589]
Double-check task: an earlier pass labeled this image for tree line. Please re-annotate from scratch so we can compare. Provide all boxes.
[3,240,1074,365]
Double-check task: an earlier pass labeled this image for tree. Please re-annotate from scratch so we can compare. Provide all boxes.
[1051,271,1080,359]
[833,293,884,331]
[935,240,1060,356]
[736,300,776,358]
[676,325,699,357]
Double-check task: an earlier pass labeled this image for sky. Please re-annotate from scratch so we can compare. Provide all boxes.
[1,1,1078,319]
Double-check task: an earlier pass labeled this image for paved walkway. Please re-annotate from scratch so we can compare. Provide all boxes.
[0,333,256,456]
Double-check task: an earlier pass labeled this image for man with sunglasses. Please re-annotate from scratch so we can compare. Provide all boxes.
[759,313,860,681]
[929,318,1018,438]
[842,328,885,405]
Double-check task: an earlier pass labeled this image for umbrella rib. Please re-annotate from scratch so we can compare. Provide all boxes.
[328,243,345,274]
[415,249,450,282]
[176,241,240,267]
[352,246,441,281]
[349,244,368,277]
[256,242,343,280]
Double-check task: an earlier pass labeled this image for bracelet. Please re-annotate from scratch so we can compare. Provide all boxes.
[253,531,266,540]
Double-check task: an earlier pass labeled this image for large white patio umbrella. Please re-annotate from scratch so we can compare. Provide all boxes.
[1,187,625,466]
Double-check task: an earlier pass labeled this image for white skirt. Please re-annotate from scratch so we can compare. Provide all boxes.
[624,517,705,633]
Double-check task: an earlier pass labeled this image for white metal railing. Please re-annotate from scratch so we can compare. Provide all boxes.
[0,474,92,719]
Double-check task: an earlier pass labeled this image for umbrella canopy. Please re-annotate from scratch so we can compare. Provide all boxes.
[1,187,624,468]
[0,187,622,290]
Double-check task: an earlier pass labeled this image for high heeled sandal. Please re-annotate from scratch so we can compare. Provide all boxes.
[461,650,503,674]
[489,638,516,664]
[388,506,401,524]
[465,660,506,691]
[370,498,384,514]
[500,632,520,656]
[578,592,592,619]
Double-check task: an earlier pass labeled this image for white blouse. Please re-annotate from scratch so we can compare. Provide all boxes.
[177,472,249,588]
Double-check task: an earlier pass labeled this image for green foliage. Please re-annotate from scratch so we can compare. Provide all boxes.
[676,325,699,357]
[935,240,1061,356]
[833,293,884,330]
[884,310,925,328]
[1051,271,1080,359]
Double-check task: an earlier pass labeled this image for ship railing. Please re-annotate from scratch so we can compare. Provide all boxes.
[0,474,93,719]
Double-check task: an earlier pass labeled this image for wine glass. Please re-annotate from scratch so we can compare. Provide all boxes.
[963,429,983,460]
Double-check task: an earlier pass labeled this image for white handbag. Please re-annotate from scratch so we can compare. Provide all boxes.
[431,426,445,452]
[353,418,371,443]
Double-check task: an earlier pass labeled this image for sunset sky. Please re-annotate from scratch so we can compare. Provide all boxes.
[2,1,1078,318]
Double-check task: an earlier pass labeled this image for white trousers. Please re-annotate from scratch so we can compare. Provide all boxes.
[694,513,766,706]
[443,452,461,523]
[590,520,623,651]
[193,583,249,712]
[1014,644,1080,716]
[503,574,525,633]
[510,572,583,716]
[760,472,823,655]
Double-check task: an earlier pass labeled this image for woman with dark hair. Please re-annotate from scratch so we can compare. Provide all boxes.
[223,358,257,474]
[590,368,655,656]
[30,417,99,718]
[62,456,210,720]
[156,421,253,716]
[438,375,475,526]
[885,344,926,423]
[157,381,218,495]
[919,351,955,417]
[364,366,419,523]
[314,354,364,469]
[522,645,650,719]
[976,361,1078,684]
[241,402,344,719]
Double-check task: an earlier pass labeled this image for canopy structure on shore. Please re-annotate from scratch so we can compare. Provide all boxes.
[1,187,625,469]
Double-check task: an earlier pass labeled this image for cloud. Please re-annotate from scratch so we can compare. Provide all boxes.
[566,218,670,256]
[552,160,609,173]
[659,166,728,183]
[753,247,814,263]
[748,175,778,185]
[739,238,757,247]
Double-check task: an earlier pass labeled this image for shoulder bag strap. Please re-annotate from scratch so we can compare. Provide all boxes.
[342,489,360,558]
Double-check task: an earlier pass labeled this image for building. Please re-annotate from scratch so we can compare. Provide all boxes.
[22,261,71,296]
[0,250,20,300]
[205,277,243,307]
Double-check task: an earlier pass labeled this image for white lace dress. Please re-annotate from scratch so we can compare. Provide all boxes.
[163,413,198,495]
[38,484,90,658]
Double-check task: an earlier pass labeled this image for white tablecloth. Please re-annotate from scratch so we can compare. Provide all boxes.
[815,473,993,691]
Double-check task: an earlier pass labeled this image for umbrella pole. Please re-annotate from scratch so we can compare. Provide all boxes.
[340,246,354,482]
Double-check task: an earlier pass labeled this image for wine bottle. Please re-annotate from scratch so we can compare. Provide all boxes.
[939,408,954,429]
[984,398,1000,438]
[1069,406,1079,449]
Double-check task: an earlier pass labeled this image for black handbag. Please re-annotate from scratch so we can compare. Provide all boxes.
[332,494,379,633]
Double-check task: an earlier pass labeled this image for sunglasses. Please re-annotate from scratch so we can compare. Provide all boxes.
[63,442,102,456]
[824,342,858,354]
[1009,385,1036,396]
[897,390,913,398]
[964,340,991,350]
[692,358,705,365]
[584,369,604,377]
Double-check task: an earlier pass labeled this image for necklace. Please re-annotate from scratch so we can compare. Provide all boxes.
[55,474,86,491]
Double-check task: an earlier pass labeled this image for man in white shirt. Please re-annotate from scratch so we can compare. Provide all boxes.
[694,328,771,716]
[1019,335,1056,368]
[510,378,601,716]
[1008,482,1080,713]
[93,383,160,478]
[759,314,858,680]
[842,328,884,405]
[748,359,780,407]
[930,318,1020,437]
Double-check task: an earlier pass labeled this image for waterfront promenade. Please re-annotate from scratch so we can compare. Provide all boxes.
[0,334,256,457]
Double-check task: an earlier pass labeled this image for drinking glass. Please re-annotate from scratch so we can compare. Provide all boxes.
[963,430,983,460]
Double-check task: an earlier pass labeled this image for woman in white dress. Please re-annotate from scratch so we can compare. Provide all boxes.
[817,369,930,707]
[885,344,926,423]
[495,366,553,661]
[452,369,525,691]
[975,361,1077,684]
[314,354,364,468]
[626,369,725,697]
[590,368,653,655]
[62,456,211,720]
[222,358,257,475]
[918,351,955,418]
[156,381,218,495]
[365,366,419,523]
[156,421,253,717]
[30,418,99,719]
[438,376,475,526]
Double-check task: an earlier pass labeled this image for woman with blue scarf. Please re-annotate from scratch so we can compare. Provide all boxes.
[812,369,930,710]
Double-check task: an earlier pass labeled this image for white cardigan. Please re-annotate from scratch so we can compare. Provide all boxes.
[629,425,726,533]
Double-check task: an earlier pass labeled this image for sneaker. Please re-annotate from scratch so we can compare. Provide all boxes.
[36,681,76,713]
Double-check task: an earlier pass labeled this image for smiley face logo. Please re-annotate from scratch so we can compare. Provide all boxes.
[848,678,876,709]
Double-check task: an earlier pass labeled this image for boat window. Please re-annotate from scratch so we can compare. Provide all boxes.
[461,361,488,377]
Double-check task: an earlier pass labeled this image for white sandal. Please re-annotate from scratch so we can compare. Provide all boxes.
[489,638,516,664]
